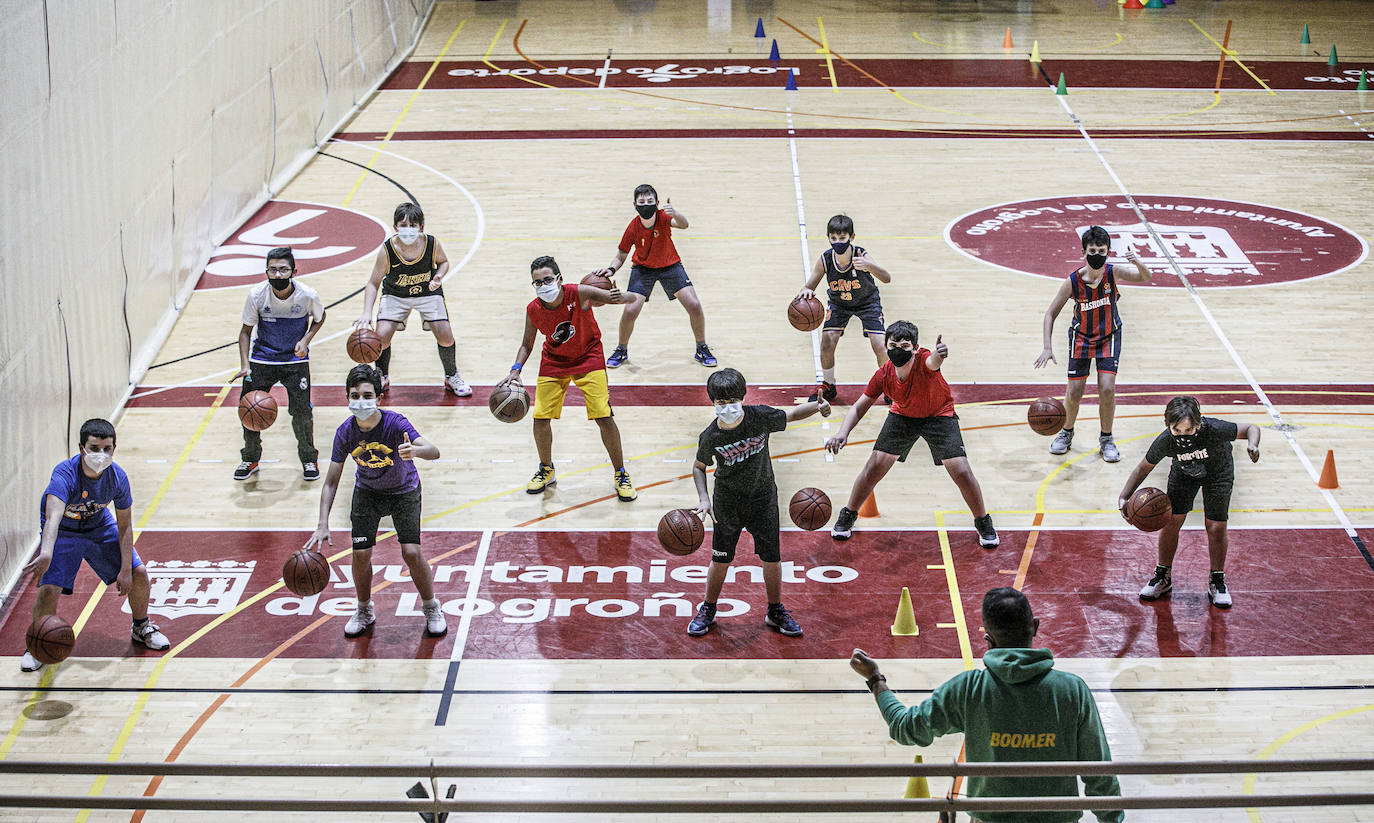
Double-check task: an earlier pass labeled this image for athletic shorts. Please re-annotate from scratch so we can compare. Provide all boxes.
[350,485,422,549]
[822,299,885,337]
[533,369,612,420]
[873,413,967,465]
[710,491,781,563]
[1067,328,1122,379]
[377,294,449,327]
[1167,469,1233,522]
[626,262,691,301]
[39,523,144,595]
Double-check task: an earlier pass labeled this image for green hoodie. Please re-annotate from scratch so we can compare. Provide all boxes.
[877,648,1124,823]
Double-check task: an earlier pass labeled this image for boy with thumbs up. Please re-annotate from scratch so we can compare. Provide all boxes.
[823,321,998,549]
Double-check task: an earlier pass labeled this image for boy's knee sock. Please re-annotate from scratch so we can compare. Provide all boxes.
[375,346,392,376]
[437,343,457,376]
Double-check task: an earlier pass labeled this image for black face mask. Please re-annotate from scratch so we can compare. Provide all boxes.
[831,241,851,255]
[1085,253,1108,270]
[887,347,914,367]
[268,276,292,291]
[635,203,657,220]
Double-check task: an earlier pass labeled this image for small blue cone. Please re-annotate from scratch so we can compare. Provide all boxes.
[785,69,797,91]
[769,39,780,62]
[755,18,765,38]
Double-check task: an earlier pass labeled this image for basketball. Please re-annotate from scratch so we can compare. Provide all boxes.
[1125,487,1173,532]
[788,487,832,530]
[1027,396,1066,436]
[282,549,331,597]
[238,390,278,432]
[580,271,614,291]
[346,327,384,363]
[25,614,75,665]
[656,508,704,556]
[488,383,531,423]
[787,295,825,332]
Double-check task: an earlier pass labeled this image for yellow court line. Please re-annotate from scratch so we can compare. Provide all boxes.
[910,30,950,49]
[339,20,467,207]
[1241,703,1374,823]
[816,17,839,91]
[1188,19,1276,96]
[933,511,975,670]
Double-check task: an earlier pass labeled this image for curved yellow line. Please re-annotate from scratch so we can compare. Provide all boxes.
[1241,703,1374,822]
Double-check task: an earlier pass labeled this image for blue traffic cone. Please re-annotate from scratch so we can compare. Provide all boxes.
[785,69,797,90]
[769,39,780,62]
[755,18,765,38]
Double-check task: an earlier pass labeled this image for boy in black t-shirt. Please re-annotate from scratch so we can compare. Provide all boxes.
[1118,396,1261,608]
[690,368,830,637]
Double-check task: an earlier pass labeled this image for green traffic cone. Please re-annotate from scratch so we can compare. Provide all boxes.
[1300,24,1310,45]
[1359,69,1368,91]
[1056,73,1068,95]
[1328,45,1338,66]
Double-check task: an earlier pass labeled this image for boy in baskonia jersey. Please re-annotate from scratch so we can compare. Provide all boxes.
[1118,396,1260,609]
[688,368,830,638]
[232,247,326,482]
[795,214,892,403]
[355,202,471,397]
[499,255,636,502]
[1034,225,1151,463]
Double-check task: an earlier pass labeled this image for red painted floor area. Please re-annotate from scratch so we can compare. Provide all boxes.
[334,128,1374,142]
[3,528,1370,662]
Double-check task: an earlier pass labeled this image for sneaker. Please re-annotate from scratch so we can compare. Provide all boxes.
[20,652,43,673]
[1050,428,1073,455]
[686,602,717,636]
[526,463,557,494]
[694,343,718,367]
[614,469,637,502]
[232,461,260,481]
[131,621,170,651]
[831,506,858,540]
[607,345,629,369]
[444,373,473,397]
[379,373,391,395]
[422,600,448,637]
[1139,566,1172,601]
[765,604,803,637]
[344,600,375,637]
[1099,434,1120,463]
[1208,572,1233,608]
[808,382,838,403]
[302,461,320,481]
[974,514,1000,549]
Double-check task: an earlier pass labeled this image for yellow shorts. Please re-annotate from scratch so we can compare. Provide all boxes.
[533,369,612,420]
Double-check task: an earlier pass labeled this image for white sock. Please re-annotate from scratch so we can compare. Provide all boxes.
[822,368,836,383]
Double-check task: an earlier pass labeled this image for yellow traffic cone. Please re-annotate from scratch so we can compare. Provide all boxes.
[1029,40,1042,64]
[904,753,931,798]
[891,587,919,636]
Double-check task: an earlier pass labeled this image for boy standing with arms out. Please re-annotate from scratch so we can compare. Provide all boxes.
[689,368,830,638]
[825,321,998,549]
[501,255,637,501]
[1034,225,1151,462]
[233,247,326,482]
[795,214,891,402]
[590,184,717,369]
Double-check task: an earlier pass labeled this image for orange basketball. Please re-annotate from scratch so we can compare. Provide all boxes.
[580,272,614,291]
[488,383,531,423]
[238,390,278,432]
[1125,487,1173,532]
[787,295,825,332]
[282,549,331,596]
[657,509,705,556]
[788,487,832,530]
[1027,396,1066,436]
[25,614,75,665]
[346,327,384,363]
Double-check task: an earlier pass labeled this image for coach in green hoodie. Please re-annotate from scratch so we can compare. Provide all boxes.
[851,587,1124,822]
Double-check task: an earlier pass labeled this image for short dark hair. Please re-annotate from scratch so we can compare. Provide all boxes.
[79,418,116,449]
[1081,226,1111,250]
[530,255,561,276]
[706,368,747,402]
[393,201,424,226]
[1164,396,1202,428]
[633,184,658,202]
[266,247,295,270]
[346,364,384,393]
[827,214,855,236]
[982,587,1034,643]
[884,320,919,347]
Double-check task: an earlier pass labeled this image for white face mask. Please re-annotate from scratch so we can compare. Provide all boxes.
[83,450,113,474]
[714,402,744,425]
[536,282,562,302]
[348,398,378,420]
[396,226,421,244]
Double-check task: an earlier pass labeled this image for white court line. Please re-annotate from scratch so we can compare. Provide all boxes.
[449,529,492,663]
[1051,90,1366,549]
[598,50,612,90]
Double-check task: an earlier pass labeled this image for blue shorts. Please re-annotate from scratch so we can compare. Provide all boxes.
[39,523,143,595]
[823,299,885,336]
[1067,328,1122,379]
[627,262,691,301]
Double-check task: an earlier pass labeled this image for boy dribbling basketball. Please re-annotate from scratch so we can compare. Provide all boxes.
[689,368,830,638]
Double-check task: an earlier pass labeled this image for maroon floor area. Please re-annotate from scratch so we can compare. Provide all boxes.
[333,128,1373,142]
[3,528,1370,662]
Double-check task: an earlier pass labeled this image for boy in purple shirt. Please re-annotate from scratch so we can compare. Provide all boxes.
[305,365,447,638]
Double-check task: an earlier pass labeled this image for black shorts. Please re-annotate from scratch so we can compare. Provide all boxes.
[710,491,781,563]
[350,485,422,549]
[873,413,967,465]
[1167,470,1233,522]
[1067,328,1122,380]
[627,262,691,301]
[822,299,885,337]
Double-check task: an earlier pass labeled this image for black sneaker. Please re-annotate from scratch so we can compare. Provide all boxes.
[687,602,717,636]
[831,506,858,540]
[974,514,999,549]
[808,382,838,403]
[764,604,802,637]
[233,461,259,481]
[302,462,320,481]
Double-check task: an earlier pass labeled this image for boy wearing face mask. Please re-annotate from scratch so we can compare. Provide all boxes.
[355,202,471,398]
[590,184,717,370]
[232,247,327,482]
[1034,225,1152,463]
[795,214,892,403]
[20,419,170,672]
[825,321,999,549]
[688,368,830,638]
[305,365,447,638]
[1118,396,1260,608]
[501,255,635,501]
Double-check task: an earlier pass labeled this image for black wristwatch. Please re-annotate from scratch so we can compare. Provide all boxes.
[866,674,887,692]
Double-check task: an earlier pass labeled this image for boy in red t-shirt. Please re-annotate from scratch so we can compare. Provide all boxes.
[501,255,637,502]
[590,184,716,369]
[824,320,998,548]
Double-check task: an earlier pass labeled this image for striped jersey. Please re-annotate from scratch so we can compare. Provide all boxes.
[1067,264,1121,357]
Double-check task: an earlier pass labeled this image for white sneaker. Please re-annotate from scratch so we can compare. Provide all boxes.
[422,599,448,637]
[1099,434,1121,463]
[1050,428,1073,455]
[444,373,472,397]
[1208,573,1233,608]
[1139,566,1172,600]
[344,600,375,637]
[131,621,170,651]
[20,652,43,672]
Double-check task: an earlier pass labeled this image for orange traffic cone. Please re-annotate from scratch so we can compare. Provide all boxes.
[859,492,880,518]
[1002,28,1013,49]
[1318,449,1339,489]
